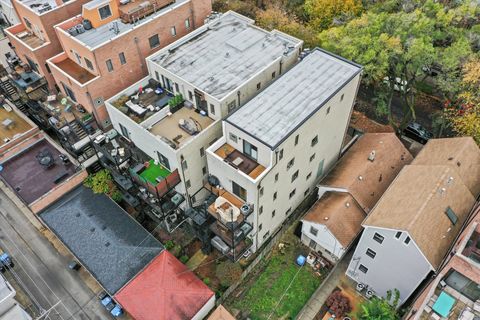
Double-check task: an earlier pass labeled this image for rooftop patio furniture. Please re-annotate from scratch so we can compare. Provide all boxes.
[432,291,456,318]
[2,118,14,129]
[126,100,146,116]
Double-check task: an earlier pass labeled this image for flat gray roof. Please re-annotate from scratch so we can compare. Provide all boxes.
[73,0,189,48]
[150,12,302,100]
[226,49,362,148]
[41,187,163,294]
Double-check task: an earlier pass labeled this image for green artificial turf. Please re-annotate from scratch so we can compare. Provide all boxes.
[139,160,171,184]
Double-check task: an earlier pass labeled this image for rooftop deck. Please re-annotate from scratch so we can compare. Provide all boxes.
[42,93,88,128]
[17,32,46,48]
[214,143,266,179]
[54,57,96,84]
[21,0,59,14]
[149,106,214,149]
[0,138,76,204]
[0,103,33,144]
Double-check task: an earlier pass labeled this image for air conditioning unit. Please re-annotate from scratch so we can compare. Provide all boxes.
[211,236,229,254]
[365,289,375,299]
[68,27,78,36]
[356,283,365,292]
[76,24,85,34]
[240,203,253,215]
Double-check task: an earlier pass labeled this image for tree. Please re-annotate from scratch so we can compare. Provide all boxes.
[355,289,400,320]
[304,0,362,31]
[326,291,351,318]
[444,57,480,144]
[83,170,123,202]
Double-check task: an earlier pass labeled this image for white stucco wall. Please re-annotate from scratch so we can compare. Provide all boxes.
[346,226,433,305]
[301,220,346,262]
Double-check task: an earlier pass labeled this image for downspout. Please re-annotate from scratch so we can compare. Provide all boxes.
[180,154,192,207]
[189,0,196,29]
[134,37,146,74]
[237,90,240,107]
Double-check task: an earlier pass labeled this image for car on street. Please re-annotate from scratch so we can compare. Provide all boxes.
[403,122,433,144]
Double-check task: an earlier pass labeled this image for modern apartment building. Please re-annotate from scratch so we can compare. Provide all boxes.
[4,0,90,89]
[104,11,303,212]
[346,137,480,306]
[47,0,211,127]
[205,49,362,259]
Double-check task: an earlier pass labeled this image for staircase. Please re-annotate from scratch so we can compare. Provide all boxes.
[70,121,88,140]
[0,77,20,102]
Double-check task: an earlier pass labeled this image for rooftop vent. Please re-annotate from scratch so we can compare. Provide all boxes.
[368,150,376,162]
[345,202,350,208]
[324,217,329,221]
[358,175,363,181]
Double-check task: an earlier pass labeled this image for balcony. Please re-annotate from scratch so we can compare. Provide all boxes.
[210,220,253,248]
[205,184,253,226]
[6,24,47,49]
[129,159,181,198]
[10,67,47,94]
[92,130,132,166]
[52,54,97,85]
[215,143,266,179]
[41,93,91,129]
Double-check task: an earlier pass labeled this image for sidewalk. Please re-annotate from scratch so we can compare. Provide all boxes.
[297,250,353,320]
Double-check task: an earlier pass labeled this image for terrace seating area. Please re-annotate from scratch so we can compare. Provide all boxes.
[15,31,46,48]
[129,159,181,198]
[420,286,480,320]
[214,143,266,179]
[42,93,88,128]
[112,81,173,123]
[118,0,174,23]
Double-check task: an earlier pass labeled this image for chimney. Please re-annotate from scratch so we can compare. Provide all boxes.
[368,150,376,162]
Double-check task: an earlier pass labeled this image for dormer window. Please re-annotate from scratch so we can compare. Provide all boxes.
[98,4,112,20]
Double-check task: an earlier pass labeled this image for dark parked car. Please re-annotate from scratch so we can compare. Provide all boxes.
[403,122,433,144]
[68,260,81,271]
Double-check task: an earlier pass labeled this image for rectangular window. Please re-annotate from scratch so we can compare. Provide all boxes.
[272,210,275,217]
[310,153,316,162]
[227,100,236,112]
[311,135,318,147]
[395,231,402,239]
[310,226,318,237]
[279,149,283,160]
[259,223,262,231]
[84,58,94,70]
[326,106,331,115]
[149,34,160,49]
[359,264,368,274]
[24,17,32,29]
[340,93,344,101]
[229,133,238,143]
[171,26,176,36]
[209,103,215,115]
[119,52,126,65]
[273,192,277,201]
[188,91,193,101]
[98,4,112,20]
[155,71,160,81]
[259,187,264,197]
[259,206,263,215]
[73,51,82,65]
[185,180,191,188]
[309,239,316,249]
[373,232,384,244]
[199,147,205,157]
[243,140,258,160]
[202,166,207,175]
[263,231,270,239]
[185,18,190,29]
[119,123,129,139]
[181,160,188,170]
[304,188,309,196]
[291,170,299,182]
[272,71,276,78]
[275,173,279,182]
[306,172,312,180]
[366,248,376,259]
[286,208,292,215]
[289,189,296,199]
[105,59,113,72]
[232,181,246,201]
[445,206,458,225]
[256,82,261,90]
[61,82,76,102]
[45,63,51,73]
[287,158,295,170]
[404,236,411,245]
[294,135,299,145]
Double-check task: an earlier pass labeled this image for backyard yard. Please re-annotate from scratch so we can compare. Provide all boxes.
[226,229,327,320]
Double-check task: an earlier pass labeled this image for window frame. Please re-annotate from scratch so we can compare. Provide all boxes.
[98,4,112,20]
[149,34,160,49]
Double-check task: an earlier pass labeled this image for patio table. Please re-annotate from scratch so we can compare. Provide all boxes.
[432,291,455,317]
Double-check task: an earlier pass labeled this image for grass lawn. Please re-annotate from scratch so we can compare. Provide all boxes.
[231,232,323,319]
[139,160,171,184]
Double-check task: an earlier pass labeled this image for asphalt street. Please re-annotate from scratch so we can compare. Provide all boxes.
[0,187,113,320]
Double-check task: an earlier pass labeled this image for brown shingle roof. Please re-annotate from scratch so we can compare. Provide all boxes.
[303,192,366,247]
[363,165,476,269]
[321,133,412,212]
[412,137,480,197]
[208,305,236,320]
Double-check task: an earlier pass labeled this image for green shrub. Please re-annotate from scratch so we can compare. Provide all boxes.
[203,277,211,285]
[179,255,189,264]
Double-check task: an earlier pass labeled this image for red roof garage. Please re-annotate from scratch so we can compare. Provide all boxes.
[115,250,215,320]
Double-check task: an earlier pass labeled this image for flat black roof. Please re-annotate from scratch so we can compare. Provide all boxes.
[41,187,163,294]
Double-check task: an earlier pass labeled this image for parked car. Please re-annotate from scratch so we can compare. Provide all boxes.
[101,295,115,312]
[403,122,433,144]
[0,249,14,273]
[68,260,81,271]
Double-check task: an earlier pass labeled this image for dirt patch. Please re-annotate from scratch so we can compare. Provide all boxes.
[350,110,394,133]
[195,251,223,291]
[184,239,202,258]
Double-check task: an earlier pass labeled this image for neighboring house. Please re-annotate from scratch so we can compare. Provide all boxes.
[407,203,480,319]
[204,48,362,260]
[47,0,212,128]
[346,137,480,306]
[0,0,19,26]
[0,273,31,319]
[208,305,236,320]
[301,132,413,262]
[104,11,303,211]
[115,250,215,320]
[4,0,92,90]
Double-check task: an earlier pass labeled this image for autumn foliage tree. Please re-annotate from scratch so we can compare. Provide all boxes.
[326,291,352,318]
[304,0,362,31]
